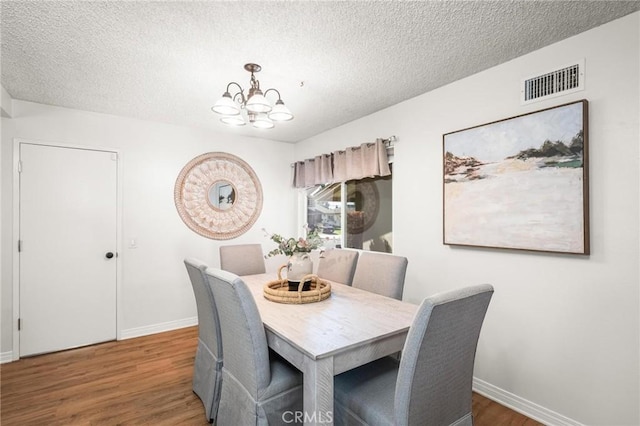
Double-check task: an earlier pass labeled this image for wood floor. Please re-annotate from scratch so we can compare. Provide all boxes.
[1,326,544,425]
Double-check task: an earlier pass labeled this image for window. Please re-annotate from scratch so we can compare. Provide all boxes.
[306,173,393,253]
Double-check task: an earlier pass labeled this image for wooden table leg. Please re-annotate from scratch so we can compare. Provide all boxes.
[303,356,334,425]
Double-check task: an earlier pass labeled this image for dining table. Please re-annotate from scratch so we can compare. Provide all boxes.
[240,272,418,426]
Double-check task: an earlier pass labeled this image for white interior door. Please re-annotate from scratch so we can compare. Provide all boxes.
[19,143,118,357]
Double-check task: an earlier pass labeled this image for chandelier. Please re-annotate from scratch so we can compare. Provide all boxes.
[211,63,294,129]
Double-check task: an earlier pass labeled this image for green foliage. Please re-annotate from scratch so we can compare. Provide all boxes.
[263,226,323,257]
[510,130,584,160]
[569,130,583,155]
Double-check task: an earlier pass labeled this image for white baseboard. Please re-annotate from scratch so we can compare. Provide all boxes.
[473,377,583,426]
[120,316,197,340]
[1,351,14,364]
[1,318,198,363]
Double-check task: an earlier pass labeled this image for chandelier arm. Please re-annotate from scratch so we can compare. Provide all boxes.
[232,91,246,106]
[225,81,244,94]
[263,88,282,101]
[225,81,248,106]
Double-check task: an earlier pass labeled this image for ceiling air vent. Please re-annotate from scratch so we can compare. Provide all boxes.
[521,59,584,104]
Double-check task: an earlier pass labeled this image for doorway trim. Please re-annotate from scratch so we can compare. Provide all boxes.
[12,138,123,360]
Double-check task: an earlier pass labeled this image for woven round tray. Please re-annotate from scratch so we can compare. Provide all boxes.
[263,266,331,304]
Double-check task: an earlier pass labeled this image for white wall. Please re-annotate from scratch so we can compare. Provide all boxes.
[1,101,297,353]
[296,13,639,426]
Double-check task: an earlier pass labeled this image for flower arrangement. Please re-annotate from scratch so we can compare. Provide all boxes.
[263,226,323,257]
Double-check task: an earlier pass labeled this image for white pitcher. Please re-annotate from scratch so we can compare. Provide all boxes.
[286,252,313,282]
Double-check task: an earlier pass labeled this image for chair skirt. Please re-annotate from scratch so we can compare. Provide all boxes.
[192,338,222,422]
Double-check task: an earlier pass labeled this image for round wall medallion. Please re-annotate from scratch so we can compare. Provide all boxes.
[174,152,263,240]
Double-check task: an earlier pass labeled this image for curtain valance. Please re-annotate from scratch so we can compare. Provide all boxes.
[292,138,392,188]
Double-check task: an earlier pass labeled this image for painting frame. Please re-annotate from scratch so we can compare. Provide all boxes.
[443,99,589,255]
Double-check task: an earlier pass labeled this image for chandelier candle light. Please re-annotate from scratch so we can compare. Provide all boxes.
[212,63,294,129]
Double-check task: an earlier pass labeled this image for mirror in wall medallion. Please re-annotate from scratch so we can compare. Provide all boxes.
[174,152,263,239]
[208,181,236,210]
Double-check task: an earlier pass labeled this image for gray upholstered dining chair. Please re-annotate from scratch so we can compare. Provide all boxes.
[204,267,303,425]
[333,284,494,426]
[183,258,223,424]
[351,251,408,300]
[316,248,360,285]
[219,243,266,276]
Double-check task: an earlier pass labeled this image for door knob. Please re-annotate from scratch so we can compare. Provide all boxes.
[105,252,114,259]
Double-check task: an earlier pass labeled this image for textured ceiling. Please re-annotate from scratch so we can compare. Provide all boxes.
[2,1,639,143]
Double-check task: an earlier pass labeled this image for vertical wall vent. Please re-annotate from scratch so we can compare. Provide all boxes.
[521,59,584,104]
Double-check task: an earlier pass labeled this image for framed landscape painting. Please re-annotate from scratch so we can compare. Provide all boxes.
[443,99,589,254]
